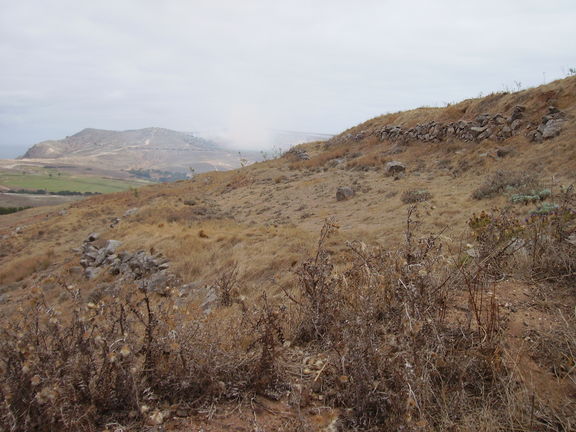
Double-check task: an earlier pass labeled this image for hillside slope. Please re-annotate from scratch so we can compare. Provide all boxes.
[0,77,575,431]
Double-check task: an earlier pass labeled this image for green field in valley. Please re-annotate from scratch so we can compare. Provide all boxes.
[0,171,150,194]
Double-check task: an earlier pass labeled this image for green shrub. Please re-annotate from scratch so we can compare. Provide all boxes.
[510,189,551,204]
[530,202,559,215]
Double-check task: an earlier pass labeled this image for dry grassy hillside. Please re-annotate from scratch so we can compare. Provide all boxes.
[0,77,574,431]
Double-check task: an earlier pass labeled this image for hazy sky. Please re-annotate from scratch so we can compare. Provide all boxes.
[1,0,575,156]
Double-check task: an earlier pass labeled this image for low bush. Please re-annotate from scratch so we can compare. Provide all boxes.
[469,186,576,283]
[401,189,432,203]
[472,170,539,200]
[0,284,280,431]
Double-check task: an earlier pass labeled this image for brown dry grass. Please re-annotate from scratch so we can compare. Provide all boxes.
[2,200,574,431]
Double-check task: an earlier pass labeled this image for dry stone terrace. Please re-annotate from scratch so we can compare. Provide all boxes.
[330,105,567,145]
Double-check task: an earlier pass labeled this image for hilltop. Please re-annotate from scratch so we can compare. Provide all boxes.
[0,77,574,431]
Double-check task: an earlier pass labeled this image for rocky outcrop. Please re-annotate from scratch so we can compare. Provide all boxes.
[78,234,222,312]
[80,234,173,293]
[329,106,568,146]
[532,106,567,141]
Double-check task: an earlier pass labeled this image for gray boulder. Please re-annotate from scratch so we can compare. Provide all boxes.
[385,161,406,175]
[85,267,101,280]
[103,240,122,255]
[140,272,171,294]
[510,119,523,131]
[510,105,525,121]
[336,187,355,201]
[539,119,565,139]
[87,232,99,242]
[470,126,488,134]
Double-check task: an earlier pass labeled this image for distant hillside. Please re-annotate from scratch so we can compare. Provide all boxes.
[20,127,250,173]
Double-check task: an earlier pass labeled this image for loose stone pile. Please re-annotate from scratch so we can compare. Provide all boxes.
[80,233,173,293]
[286,147,310,160]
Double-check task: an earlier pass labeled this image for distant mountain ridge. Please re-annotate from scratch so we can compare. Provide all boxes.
[22,127,218,159]
[20,127,244,173]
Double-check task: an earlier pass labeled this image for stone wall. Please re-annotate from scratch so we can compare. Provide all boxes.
[331,105,567,146]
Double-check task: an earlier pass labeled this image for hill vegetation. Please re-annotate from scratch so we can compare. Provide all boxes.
[0,77,574,431]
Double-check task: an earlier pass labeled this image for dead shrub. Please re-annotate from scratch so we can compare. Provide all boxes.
[285,208,511,430]
[529,310,575,380]
[0,286,257,431]
[401,189,433,204]
[287,218,342,344]
[246,294,287,393]
[525,186,576,283]
[214,262,239,306]
[468,186,576,282]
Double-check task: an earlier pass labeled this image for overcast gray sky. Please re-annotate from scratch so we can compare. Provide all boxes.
[1,0,575,156]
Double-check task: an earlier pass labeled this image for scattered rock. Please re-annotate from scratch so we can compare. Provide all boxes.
[496,147,513,158]
[124,208,139,217]
[475,113,492,125]
[510,119,523,131]
[493,114,506,125]
[510,105,526,121]
[84,267,101,280]
[103,240,122,255]
[336,186,355,201]
[201,286,218,313]
[470,126,488,134]
[87,232,99,242]
[539,118,565,139]
[68,266,83,276]
[140,272,171,294]
[328,158,345,167]
[385,161,406,175]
